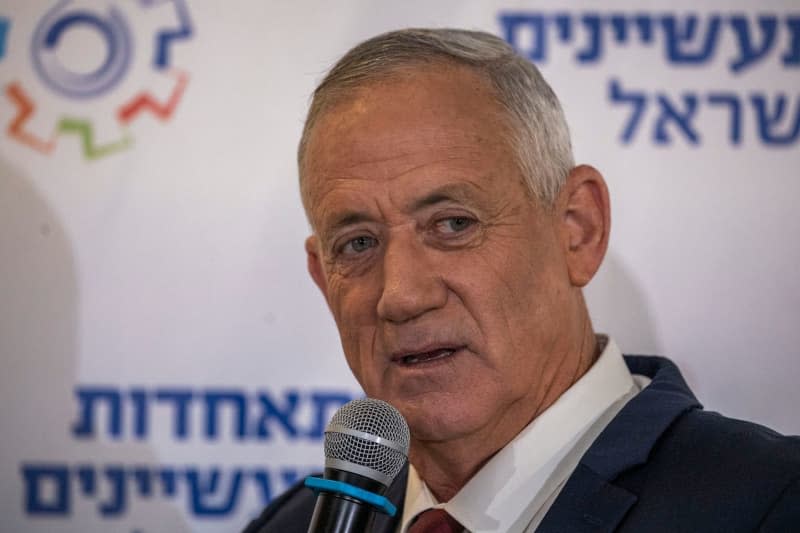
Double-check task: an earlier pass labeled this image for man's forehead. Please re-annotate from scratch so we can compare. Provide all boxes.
[308,65,502,140]
[300,63,523,231]
[304,128,507,211]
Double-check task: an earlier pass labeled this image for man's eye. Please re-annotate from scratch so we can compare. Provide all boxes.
[437,216,475,234]
[342,235,378,254]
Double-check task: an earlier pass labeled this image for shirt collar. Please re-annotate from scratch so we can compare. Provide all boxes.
[400,336,638,532]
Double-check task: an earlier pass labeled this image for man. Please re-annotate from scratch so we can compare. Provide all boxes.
[245,29,800,532]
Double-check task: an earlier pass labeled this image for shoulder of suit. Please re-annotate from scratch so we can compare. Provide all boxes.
[614,408,800,529]
[667,408,800,470]
[241,477,316,533]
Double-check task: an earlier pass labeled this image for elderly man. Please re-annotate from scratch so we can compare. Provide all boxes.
[245,29,800,532]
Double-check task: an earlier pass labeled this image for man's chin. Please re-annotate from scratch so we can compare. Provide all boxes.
[394,396,487,444]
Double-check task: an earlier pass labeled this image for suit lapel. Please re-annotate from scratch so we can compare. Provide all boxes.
[538,356,701,532]
[535,464,636,533]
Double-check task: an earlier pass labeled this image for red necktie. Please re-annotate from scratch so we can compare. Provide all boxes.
[408,508,464,533]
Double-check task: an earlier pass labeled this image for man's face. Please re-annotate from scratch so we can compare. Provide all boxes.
[303,65,585,447]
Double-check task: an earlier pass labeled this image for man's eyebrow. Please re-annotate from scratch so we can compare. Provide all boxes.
[318,182,482,239]
[410,183,479,211]
[320,211,374,240]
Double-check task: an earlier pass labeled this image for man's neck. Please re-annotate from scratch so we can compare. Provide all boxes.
[408,321,599,502]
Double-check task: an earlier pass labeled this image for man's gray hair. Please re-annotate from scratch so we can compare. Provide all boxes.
[298,28,575,207]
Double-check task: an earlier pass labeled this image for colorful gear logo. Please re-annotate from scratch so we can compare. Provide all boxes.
[1,0,192,160]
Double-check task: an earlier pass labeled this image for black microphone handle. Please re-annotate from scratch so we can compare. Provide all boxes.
[307,468,387,533]
[307,491,374,533]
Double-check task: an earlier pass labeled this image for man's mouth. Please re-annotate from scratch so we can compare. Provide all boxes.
[394,347,462,366]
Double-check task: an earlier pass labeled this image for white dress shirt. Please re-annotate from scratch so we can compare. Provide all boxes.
[399,336,650,533]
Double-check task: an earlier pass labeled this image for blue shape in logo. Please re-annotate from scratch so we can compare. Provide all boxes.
[31,1,132,99]
[138,0,193,69]
[0,17,9,60]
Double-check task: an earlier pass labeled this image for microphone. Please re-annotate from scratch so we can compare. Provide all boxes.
[305,398,410,533]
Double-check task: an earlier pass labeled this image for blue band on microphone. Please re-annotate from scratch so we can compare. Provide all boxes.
[304,476,397,517]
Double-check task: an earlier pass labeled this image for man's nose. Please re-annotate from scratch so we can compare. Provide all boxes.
[376,231,447,323]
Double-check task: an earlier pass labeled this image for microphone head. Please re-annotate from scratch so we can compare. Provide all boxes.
[324,398,410,487]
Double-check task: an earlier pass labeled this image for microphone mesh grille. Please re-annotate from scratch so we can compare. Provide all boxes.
[324,398,410,484]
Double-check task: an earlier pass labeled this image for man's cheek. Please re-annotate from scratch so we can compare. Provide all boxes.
[327,281,356,319]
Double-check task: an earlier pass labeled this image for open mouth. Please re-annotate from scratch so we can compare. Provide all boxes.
[396,347,461,366]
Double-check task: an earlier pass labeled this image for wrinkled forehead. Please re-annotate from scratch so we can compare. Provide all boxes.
[299,64,516,222]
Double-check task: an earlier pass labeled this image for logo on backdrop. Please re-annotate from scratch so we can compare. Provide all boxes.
[0,0,193,160]
[499,11,800,147]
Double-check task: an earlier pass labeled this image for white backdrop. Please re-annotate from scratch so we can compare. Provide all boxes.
[1,1,798,532]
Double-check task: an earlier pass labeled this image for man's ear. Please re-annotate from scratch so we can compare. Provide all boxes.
[558,165,611,287]
[305,235,329,297]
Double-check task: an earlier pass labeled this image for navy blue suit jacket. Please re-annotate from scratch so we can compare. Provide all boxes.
[243,356,800,532]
